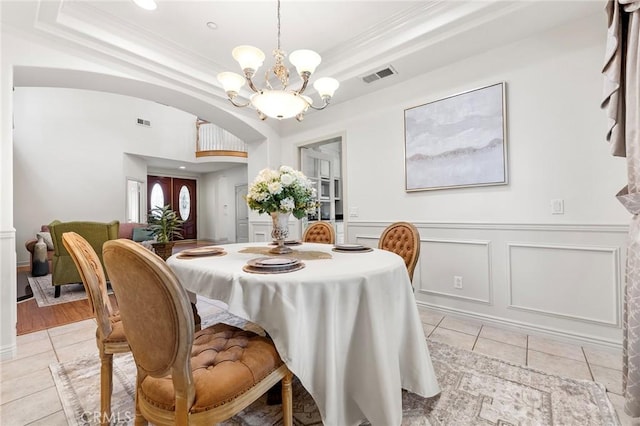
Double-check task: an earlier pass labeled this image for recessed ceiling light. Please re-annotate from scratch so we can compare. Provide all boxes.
[206,21,218,30]
[179,166,186,169]
[132,0,157,11]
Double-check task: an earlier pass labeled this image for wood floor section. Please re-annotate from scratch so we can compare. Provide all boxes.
[16,240,209,335]
[17,294,118,335]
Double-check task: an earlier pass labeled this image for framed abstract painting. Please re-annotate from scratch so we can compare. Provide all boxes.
[404,82,508,191]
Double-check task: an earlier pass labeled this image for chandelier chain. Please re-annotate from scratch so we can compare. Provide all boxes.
[277,0,281,51]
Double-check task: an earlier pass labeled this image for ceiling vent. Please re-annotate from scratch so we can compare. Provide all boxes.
[361,66,397,84]
[136,118,151,127]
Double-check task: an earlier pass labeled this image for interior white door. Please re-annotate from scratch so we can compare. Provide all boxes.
[235,184,249,243]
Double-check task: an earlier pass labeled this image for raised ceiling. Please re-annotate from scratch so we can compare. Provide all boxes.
[2,0,604,121]
[2,0,604,172]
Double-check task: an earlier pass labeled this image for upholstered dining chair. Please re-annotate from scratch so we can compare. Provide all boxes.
[378,221,421,282]
[102,239,293,426]
[61,232,130,426]
[302,221,336,244]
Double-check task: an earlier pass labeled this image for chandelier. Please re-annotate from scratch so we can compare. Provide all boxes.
[217,0,339,121]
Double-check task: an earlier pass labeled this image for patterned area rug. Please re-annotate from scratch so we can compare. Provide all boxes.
[50,311,621,426]
[27,274,111,307]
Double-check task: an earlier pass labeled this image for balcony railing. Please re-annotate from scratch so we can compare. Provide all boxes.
[196,120,248,158]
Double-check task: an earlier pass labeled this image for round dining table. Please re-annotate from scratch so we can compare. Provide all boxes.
[167,242,440,426]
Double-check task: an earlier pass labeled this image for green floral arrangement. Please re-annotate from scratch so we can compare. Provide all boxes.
[246,166,319,219]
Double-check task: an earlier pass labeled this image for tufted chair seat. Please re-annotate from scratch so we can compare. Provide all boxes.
[141,323,283,413]
[302,221,336,244]
[378,222,421,282]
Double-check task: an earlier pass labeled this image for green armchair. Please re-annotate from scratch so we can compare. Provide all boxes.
[49,220,120,298]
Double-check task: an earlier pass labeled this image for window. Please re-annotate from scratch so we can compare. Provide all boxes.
[150,183,164,216]
[179,185,191,220]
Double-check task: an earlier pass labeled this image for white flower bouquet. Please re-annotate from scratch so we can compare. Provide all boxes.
[246,166,318,219]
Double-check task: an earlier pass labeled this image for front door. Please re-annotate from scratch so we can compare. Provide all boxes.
[173,178,197,240]
[147,175,197,240]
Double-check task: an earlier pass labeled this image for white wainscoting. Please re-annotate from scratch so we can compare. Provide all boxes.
[348,221,627,349]
[507,243,620,327]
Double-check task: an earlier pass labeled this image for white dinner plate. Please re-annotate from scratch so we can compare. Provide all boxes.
[247,257,300,269]
[333,244,367,251]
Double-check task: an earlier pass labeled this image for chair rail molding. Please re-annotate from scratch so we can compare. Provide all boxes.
[347,220,629,233]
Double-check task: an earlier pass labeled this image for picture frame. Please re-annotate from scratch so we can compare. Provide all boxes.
[404,82,508,192]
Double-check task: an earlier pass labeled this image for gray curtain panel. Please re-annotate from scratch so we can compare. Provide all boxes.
[602,0,640,418]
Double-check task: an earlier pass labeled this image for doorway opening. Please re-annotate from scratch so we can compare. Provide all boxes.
[299,136,344,243]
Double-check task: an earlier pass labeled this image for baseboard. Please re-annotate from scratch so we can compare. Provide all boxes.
[416,301,623,350]
[0,343,16,361]
[17,264,30,273]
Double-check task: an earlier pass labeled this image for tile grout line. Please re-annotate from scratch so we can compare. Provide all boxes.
[582,346,596,382]
[471,325,482,351]
[24,410,65,425]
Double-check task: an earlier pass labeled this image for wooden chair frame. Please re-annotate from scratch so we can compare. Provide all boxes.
[62,232,130,426]
[103,239,293,426]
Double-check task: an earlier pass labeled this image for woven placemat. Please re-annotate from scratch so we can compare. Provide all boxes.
[239,246,332,260]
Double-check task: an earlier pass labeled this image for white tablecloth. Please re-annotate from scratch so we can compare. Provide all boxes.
[167,242,440,426]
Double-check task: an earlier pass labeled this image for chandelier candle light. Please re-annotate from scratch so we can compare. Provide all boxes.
[217,0,339,121]
[246,166,319,254]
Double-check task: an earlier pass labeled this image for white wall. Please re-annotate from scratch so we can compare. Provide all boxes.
[281,12,627,225]
[278,13,629,346]
[13,87,197,264]
[201,165,248,243]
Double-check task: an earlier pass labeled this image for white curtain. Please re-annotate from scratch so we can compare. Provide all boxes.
[602,0,640,418]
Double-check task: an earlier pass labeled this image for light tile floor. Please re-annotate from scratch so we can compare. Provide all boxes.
[1,301,638,425]
[418,307,639,426]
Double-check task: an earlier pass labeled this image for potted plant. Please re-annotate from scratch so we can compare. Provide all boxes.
[147,204,183,260]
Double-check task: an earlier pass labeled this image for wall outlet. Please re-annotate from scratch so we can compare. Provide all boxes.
[453,276,463,289]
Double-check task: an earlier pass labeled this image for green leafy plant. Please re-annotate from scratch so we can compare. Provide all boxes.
[147,204,184,243]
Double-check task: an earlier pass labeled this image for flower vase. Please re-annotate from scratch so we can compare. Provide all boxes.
[270,212,292,254]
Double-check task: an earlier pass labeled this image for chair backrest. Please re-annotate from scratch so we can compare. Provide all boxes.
[102,239,195,404]
[302,221,336,244]
[378,222,421,282]
[62,232,116,342]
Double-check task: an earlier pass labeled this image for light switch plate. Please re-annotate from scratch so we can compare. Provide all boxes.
[551,199,564,215]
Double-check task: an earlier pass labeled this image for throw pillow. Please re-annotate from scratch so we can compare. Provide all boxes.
[36,231,54,250]
[132,227,155,242]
